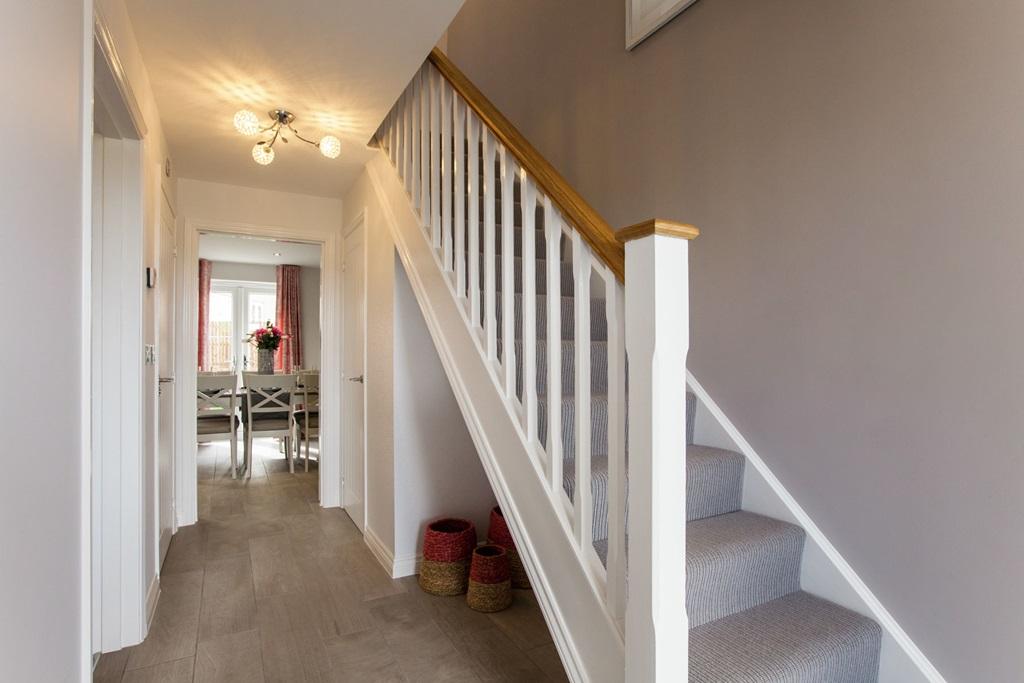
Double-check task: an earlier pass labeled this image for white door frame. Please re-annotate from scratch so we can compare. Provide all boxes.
[341,209,369,530]
[175,218,343,525]
[91,6,151,657]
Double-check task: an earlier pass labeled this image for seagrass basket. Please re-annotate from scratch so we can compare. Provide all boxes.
[487,506,530,589]
[418,518,476,596]
[466,544,513,613]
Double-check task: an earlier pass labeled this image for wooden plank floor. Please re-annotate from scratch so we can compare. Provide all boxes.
[95,440,568,683]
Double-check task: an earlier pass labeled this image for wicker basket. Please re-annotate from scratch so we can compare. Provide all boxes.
[487,506,530,589]
[418,518,476,596]
[466,544,513,613]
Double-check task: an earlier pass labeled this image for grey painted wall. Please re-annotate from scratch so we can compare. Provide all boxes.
[446,1,1024,678]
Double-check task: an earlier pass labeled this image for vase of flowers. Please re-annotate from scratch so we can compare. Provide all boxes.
[247,321,285,374]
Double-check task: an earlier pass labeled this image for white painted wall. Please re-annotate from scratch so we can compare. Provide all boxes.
[206,260,323,369]
[358,174,398,553]
[178,178,343,234]
[393,258,496,570]
[342,169,494,574]
[1,4,87,679]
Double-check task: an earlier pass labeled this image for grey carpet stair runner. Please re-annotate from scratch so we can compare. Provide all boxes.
[457,161,882,681]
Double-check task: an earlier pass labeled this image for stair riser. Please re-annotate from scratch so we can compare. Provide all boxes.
[687,447,744,522]
[687,516,805,627]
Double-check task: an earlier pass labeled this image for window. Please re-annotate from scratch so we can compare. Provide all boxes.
[208,280,277,374]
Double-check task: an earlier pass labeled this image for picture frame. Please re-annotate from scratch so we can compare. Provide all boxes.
[625,0,699,50]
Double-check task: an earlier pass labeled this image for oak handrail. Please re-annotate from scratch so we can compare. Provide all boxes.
[427,48,629,280]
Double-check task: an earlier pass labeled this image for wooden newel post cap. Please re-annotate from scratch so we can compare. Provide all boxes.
[617,219,700,243]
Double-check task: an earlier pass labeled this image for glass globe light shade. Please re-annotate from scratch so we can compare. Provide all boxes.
[233,109,261,136]
[252,143,275,166]
[319,135,341,159]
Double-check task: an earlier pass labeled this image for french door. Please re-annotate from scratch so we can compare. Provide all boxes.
[208,280,277,376]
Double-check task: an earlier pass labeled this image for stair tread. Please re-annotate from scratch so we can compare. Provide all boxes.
[690,591,882,683]
[687,511,805,627]
[688,511,804,559]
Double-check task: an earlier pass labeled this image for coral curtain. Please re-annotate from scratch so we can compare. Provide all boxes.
[275,264,303,372]
[197,258,212,371]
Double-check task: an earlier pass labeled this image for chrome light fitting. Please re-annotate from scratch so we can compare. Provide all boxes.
[233,108,341,166]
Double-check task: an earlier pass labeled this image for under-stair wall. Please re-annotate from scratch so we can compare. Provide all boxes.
[341,173,496,580]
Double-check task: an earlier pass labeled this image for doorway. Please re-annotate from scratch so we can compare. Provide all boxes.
[342,215,366,532]
[196,233,323,488]
[176,222,343,527]
[156,190,176,566]
[91,28,148,657]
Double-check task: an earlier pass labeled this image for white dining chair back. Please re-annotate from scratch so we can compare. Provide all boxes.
[241,373,299,477]
[196,373,241,478]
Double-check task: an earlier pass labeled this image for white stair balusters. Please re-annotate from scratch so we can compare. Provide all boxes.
[441,77,453,274]
[467,109,481,330]
[499,147,516,399]
[521,172,539,449]
[453,97,466,299]
[429,68,440,248]
[544,198,564,495]
[482,129,497,364]
[372,58,697,681]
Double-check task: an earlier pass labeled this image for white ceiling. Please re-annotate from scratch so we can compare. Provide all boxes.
[125,0,463,198]
[198,233,322,268]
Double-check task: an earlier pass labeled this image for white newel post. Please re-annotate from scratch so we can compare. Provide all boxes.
[622,220,698,682]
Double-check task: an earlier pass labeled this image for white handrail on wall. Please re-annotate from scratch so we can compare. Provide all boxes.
[374,57,694,681]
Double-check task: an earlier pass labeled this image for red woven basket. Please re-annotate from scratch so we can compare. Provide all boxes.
[419,518,476,596]
[467,544,513,613]
[469,544,511,583]
[423,518,476,562]
[487,506,530,589]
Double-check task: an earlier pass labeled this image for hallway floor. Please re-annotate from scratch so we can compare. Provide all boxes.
[94,440,567,682]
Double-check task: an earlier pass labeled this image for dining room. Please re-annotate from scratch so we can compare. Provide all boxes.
[195,232,323,499]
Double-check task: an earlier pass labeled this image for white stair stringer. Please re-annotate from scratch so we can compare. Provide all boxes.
[366,154,624,683]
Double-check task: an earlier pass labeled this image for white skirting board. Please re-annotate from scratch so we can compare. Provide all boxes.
[364,526,422,580]
[686,371,945,683]
[364,526,396,578]
[145,576,160,631]
[392,554,422,579]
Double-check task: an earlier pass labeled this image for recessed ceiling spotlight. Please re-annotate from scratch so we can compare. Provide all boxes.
[274,252,282,257]
[233,108,342,166]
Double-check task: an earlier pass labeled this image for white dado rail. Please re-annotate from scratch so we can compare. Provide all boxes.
[372,49,698,681]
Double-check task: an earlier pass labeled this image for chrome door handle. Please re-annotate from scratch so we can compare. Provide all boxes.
[348,375,364,384]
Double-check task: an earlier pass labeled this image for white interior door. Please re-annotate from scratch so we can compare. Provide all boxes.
[156,191,176,565]
[342,222,366,532]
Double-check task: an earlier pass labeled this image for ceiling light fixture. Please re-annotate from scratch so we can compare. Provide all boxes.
[233,108,342,166]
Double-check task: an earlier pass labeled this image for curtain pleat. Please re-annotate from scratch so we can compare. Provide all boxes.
[275,264,303,372]
[198,258,212,371]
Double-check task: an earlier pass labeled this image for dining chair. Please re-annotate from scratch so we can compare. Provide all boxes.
[293,371,320,471]
[241,372,298,477]
[196,373,241,478]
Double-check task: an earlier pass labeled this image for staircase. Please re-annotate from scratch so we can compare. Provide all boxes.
[371,49,882,682]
